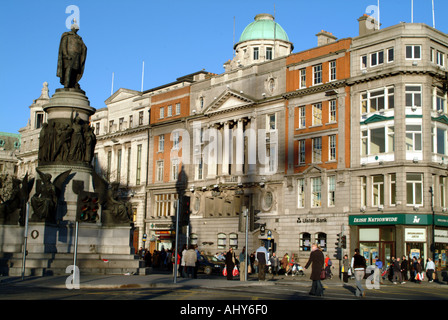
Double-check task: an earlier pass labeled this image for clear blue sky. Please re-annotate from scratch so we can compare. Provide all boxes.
[1,0,447,134]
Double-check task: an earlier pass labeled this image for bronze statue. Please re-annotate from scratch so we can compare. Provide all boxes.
[57,20,87,89]
[30,169,72,224]
[91,171,132,225]
[0,173,34,225]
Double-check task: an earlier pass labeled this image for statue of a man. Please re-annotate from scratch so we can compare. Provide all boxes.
[56,20,87,89]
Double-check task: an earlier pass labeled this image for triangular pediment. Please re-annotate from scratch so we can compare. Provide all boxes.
[433,115,448,125]
[105,88,141,105]
[203,89,255,115]
[361,114,394,125]
[303,164,324,175]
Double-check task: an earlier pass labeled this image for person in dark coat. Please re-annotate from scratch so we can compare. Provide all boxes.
[225,247,236,280]
[305,243,325,296]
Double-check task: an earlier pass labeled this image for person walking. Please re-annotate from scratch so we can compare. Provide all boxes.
[400,256,408,281]
[239,247,247,281]
[304,244,325,297]
[342,254,350,283]
[325,255,333,279]
[351,248,366,297]
[282,253,290,276]
[184,245,197,278]
[426,257,436,283]
[255,243,269,281]
[374,257,383,286]
[392,256,405,284]
[180,244,187,278]
[270,252,279,278]
[225,247,236,280]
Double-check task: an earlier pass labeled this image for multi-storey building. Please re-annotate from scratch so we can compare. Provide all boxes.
[16,82,50,179]
[13,13,448,269]
[282,33,352,261]
[348,15,448,267]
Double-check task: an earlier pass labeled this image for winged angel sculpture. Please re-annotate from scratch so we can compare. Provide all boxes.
[30,169,72,224]
[0,173,34,225]
[91,171,132,225]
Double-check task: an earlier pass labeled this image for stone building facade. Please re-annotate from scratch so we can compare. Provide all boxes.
[12,13,448,269]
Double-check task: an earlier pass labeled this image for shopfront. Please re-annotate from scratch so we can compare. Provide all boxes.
[349,214,448,268]
[434,215,448,269]
[148,222,176,253]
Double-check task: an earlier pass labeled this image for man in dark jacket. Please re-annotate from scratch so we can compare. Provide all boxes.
[305,244,325,296]
[351,248,366,297]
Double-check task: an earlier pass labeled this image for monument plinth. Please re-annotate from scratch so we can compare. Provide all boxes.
[0,21,141,276]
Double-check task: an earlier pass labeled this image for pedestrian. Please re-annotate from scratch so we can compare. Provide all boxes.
[144,250,152,267]
[180,244,187,277]
[401,256,408,281]
[174,250,181,277]
[282,253,290,276]
[351,248,366,297]
[342,254,350,283]
[249,252,255,274]
[270,252,279,279]
[225,247,236,280]
[184,245,197,278]
[373,257,383,287]
[255,243,269,281]
[325,255,333,279]
[426,257,436,283]
[413,257,422,283]
[304,243,325,297]
[138,247,144,259]
[392,256,405,284]
[239,247,247,281]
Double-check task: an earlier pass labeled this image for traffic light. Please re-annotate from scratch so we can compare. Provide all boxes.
[250,209,261,231]
[180,196,191,226]
[76,191,99,223]
[335,233,342,248]
[341,235,347,249]
[335,247,342,260]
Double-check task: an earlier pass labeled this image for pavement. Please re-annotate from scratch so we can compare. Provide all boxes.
[0,270,446,290]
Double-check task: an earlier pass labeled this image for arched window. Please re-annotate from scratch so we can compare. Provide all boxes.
[299,232,311,251]
[315,232,327,252]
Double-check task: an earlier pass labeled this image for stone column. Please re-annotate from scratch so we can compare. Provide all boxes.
[235,119,244,175]
[222,121,230,176]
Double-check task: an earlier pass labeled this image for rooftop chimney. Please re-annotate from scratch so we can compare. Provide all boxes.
[316,30,337,46]
[358,14,380,36]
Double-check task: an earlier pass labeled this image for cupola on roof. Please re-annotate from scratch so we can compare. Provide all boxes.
[237,13,290,45]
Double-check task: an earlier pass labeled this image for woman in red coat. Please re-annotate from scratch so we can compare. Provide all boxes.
[305,244,325,296]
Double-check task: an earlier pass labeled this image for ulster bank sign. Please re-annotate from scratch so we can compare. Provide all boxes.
[349,214,434,226]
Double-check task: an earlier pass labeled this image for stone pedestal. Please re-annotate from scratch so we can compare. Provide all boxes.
[43,88,94,122]
[24,88,134,257]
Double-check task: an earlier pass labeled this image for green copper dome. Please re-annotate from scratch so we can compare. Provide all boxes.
[238,14,290,44]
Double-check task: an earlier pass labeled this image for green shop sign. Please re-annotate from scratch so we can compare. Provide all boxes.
[349,214,435,226]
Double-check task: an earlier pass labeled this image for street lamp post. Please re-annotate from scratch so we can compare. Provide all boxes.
[429,187,436,261]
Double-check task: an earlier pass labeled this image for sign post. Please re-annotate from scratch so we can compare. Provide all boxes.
[21,202,30,280]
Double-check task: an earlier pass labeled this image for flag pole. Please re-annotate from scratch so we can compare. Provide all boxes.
[432,0,436,28]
